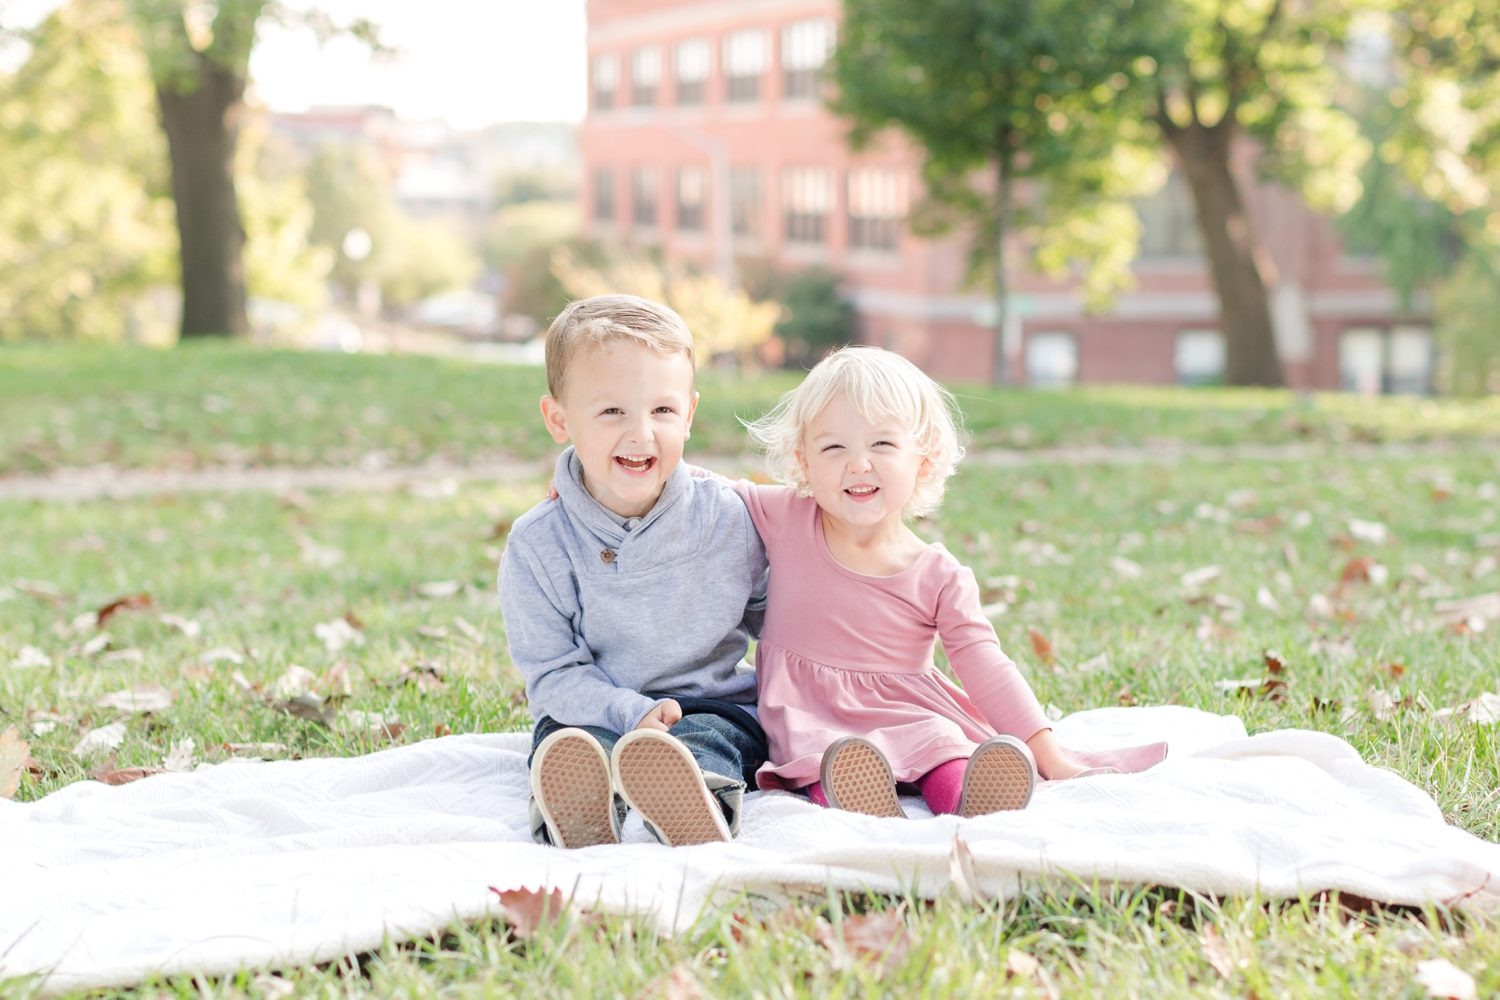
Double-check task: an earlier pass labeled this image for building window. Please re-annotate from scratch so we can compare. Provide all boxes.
[1137,171,1204,257]
[1340,326,1432,394]
[1025,332,1079,388]
[847,167,907,250]
[1174,330,1225,385]
[731,168,762,236]
[782,167,830,243]
[592,53,619,111]
[631,167,660,228]
[723,29,766,102]
[781,19,833,100]
[677,167,706,231]
[593,168,616,223]
[675,38,710,105]
[631,47,661,107]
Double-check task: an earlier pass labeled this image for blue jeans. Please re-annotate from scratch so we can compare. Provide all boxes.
[528,696,767,845]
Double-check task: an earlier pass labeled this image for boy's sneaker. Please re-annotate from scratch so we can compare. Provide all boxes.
[611,729,731,847]
[958,735,1037,818]
[530,728,620,849]
[820,737,905,818]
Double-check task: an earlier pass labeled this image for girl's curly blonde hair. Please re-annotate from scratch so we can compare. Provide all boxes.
[744,346,967,518]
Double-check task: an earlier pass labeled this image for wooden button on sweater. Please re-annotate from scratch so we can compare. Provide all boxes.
[600,548,616,563]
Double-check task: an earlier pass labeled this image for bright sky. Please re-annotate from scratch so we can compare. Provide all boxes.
[0,0,589,125]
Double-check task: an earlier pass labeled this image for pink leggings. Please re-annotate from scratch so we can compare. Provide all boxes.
[805,757,967,815]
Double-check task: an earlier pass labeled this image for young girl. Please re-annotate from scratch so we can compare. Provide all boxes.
[723,347,1144,818]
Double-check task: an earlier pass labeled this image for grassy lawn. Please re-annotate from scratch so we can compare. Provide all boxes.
[3,343,1500,997]
[7,341,1500,475]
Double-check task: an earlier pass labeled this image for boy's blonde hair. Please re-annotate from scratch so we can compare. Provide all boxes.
[744,346,966,518]
[544,294,696,399]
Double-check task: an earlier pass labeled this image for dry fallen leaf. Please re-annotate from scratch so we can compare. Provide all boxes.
[11,645,51,669]
[271,665,317,699]
[1,726,29,799]
[95,592,153,628]
[641,965,704,1000]
[201,646,245,665]
[839,910,911,976]
[1029,629,1055,666]
[274,693,336,726]
[1414,958,1477,1000]
[1199,925,1235,979]
[418,580,463,599]
[1006,950,1040,978]
[314,618,364,653]
[73,721,129,758]
[92,766,165,786]
[162,738,196,773]
[96,684,174,713]
[159,613,202,639]
[453,616,483,643]
[1341,556,1373,583]
[489,886,566,939]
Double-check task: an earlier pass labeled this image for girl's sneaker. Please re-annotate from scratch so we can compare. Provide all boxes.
[611,729,731,847]
[819,736,906,818]
[530,727,621,849]
[958,735,1037,818]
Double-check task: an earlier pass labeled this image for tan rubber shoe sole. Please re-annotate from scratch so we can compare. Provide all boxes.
[820,737,905,818]
[530,728,618,849]
[611,730,730,847]
[958,735,1037,818]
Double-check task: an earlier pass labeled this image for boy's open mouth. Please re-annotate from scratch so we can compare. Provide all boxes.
[615,455,657,473]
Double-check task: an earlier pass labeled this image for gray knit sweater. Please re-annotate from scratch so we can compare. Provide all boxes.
[498,448,768,734]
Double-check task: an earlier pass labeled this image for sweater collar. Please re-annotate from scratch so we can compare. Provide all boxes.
[552,446,689,545]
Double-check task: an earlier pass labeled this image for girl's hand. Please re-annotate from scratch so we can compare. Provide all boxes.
[1025,728,1088,781]
[635,699,683,731]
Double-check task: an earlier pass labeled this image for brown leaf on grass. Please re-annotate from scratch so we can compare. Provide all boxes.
[16,578,65,604]
[1235,515,1284,534]
[637,965,704,1000]
[1264,650,1285,674]
[91,765,166,786]
[1117,687,1139,706]
[96,593,154,628]
[485,519,514,540]
[1199,925,1235,979]
[433,723,452,738]
[1,727,29,799]
[273,693,336,726]
[1342,557,1374,583]
[838,910,911,976]
[343,610,365,631]
[488,886,566,939]
[96,685,174,713]
[1029,629,1055,666]
[392,661,445,694]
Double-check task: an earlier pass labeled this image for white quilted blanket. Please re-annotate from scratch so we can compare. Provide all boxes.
[4,706,1498,995]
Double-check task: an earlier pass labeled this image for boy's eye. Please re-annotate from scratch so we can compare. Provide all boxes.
[601,407,623,415]
[654,406,674,414]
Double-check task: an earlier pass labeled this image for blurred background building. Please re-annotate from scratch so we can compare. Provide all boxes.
[581,0,1430,391]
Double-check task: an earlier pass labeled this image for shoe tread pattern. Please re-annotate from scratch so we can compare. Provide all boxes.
[960,742,1034,818]
[616,738,727,847]
[536,734,615,849]
[826,741,904,818]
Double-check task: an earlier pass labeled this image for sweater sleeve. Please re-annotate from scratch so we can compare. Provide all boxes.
[497,531,658,733]
[934,562,1050,742]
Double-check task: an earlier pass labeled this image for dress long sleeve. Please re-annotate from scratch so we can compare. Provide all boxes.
[934,565,1050,742]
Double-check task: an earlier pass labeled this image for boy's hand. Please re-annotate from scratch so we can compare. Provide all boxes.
[635,699,683,731]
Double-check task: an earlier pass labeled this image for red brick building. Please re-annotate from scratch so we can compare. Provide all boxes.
[581,0,1431,392]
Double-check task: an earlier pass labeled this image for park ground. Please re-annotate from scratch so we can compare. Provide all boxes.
[3,342,1500,998]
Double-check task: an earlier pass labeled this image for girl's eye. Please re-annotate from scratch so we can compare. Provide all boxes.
[821,444,843,453]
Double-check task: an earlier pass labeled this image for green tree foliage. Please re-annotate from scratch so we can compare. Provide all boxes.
[0,0,175,341]
[832,0,1162,382]
[769,269,856,369]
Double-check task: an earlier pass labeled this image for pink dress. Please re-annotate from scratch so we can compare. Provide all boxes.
[734,482,1050,790]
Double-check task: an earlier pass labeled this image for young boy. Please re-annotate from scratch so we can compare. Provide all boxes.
[498,294,769,849]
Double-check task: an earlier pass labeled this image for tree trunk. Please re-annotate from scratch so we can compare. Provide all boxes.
[991,142,1013,386]
[1163,118,1283,387]
[157,58,247,338]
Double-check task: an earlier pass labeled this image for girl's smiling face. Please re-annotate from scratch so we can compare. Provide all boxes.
[796,393,932,529]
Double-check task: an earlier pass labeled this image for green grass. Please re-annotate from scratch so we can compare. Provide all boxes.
[3,343,1500,997]
[7,341,1500,475]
